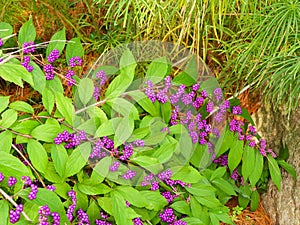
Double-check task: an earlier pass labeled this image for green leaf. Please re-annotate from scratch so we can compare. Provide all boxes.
[0,109,17,128]
[172,72,197,86]
[107,98,139,120]
[267,155,282,190]
[172,55,198,86]
[200,77,219,95]
[0,96,10,114]
[181,217,205,225]
[29,61,46,94]
[0,131,12,153]
[91,156,112,182]
[186,183,216,197]
[152,143,176,164]
[131,156,162,174]
[210,167,227,181]
[87,199,100,223]
[0,200,9,225]
[46,27,66,57]
[249,150,264,187]
[65,142,91,177]
[53,182,71,199]
[31,124,60,142]
[0,151,33,179]
[44,162,63,183]
[86,106,108,124]
[11,120,39,134]
[160,101,171,123]
[0,22,13,39]
[242,145,255,180]
[241,108,255,125]
[116,186,148,207]
[190,144,212,169]
[66,37,84,64]
[190,196,203,219]
[127,91,158,117]
[277,159,296,179]
[105,49,136,99]
[46,76,64,94]
[228,137,244,173]
[170,200,191,216]
[78,181,111,195]
[212,178,236,196]
[0,64,22,87]
[9,101,34,114]
[51,144,68,179]
[20,188,69,224]
[250,190,260,211]
[27,139,48,174]
[114,116,134,147]
[140,190,168,211]
[78,78,94,105]
[111,191,133,225]
[18,16,36,45]
[171,166,204,183]
[95,118,122,137]
[127,126,150,142]
[42,88,55,113]
[55,92,75,125]
[145,57,170,84]
[97,197,113,215]
[195,196,222,208]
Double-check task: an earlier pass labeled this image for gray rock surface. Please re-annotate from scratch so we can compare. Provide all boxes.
[252,103,300,225]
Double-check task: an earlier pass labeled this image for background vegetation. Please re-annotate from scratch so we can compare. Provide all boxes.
[2,0,298,113]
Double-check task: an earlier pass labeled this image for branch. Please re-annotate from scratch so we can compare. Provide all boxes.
[0,188,32,222]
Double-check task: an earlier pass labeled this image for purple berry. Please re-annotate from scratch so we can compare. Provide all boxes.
[159,208,175,223]
[47,49,60,63]
[69,56,82,68]
[8,176,17,187]
[23,41,35,54]
[0,172,4,182]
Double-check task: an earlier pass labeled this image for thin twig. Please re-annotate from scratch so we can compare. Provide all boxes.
[75,99,107,114]
[206,82,255,119]
[0,188,32,222]
[11,144,46,188]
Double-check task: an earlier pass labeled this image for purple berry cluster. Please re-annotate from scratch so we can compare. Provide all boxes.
[132,217,144,225]
[213,154,228,166]
[47,49,60,63]
[159,208,175,223]
[8,176,17,187]
[23,41,35,54]
[93,70,108,101]
[66,190,77,221]
[120,144,133,160]
[38,205,60,225]
[69,56,82,68]
[20,55,34,72]
[77,208,90,225]
[28,184,38,200]
[44,64,55,80]
[54,130,87,149]
[0,172,4,182]
[144,77,228,146]
[109,161,120,172]
[65,69,76,86]
[95,220,112,225]
[46,185,56,191]
[9,204,23,224]
[122,169,136,180]
[90,136,118,160]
